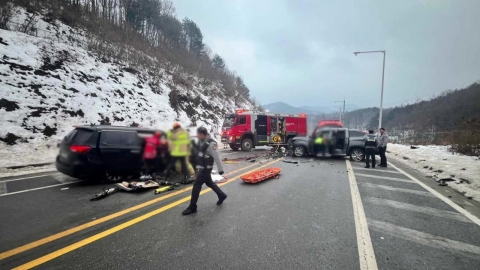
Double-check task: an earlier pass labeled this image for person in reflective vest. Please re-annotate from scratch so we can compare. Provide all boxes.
[142,131,161,177]
[364,130,378,168]
[182,127,227,215]
[164,123,191,183]
[314,131,327,157]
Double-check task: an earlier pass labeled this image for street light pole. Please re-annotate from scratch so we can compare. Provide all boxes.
[335,98,345,123]
[353,50,386,131]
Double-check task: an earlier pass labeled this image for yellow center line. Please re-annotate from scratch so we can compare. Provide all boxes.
[13,159,282,270]
[0,160,263,261]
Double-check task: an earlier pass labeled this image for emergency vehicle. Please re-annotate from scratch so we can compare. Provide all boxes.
[221,109,308,151]
[318,120,343,128]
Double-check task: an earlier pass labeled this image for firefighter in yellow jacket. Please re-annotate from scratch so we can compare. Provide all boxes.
[164,123,191,183]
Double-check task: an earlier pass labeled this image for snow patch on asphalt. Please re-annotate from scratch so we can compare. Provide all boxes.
[387,144,480,202]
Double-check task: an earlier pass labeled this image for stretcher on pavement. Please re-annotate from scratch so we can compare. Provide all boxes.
[240,168,281,184]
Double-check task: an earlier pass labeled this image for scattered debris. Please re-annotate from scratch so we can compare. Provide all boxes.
[403,156,410,160]
[439,178,455,182]
[90,187,119,201]
[61,187,69,190]
[410,146,419,149]
[461,168,466,171]
[460,178,471,184]
[438,182,448,186]
[423,166,429,169]
[282,160,299,164]
[115,180,159,191]
[434,169,444,173]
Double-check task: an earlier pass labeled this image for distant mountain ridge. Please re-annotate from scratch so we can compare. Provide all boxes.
[263,102,359,114]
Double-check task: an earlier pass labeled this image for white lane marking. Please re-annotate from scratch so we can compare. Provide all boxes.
[360,182,436,197]
[353,167,402,174]
[364,197,472,223]
[0,182,81,197]
[368,219,480,259]
[388,162,480,227]
[346,160,378,270]
[355,173,413,184]
[0,182,7,195]
[0,173,61,183]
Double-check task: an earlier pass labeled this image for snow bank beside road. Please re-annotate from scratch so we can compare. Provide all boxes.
[387,144,480,202]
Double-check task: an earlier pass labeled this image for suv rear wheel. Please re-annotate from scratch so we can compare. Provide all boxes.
[349,148,365,162]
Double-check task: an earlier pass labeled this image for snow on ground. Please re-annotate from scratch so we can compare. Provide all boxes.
[0,8,251,169]
[387,144,480,202]
[0,164,57,178]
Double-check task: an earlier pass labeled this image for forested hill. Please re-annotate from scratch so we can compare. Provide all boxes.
[0,0,260,154]
[379,83,480,133]
[337,83,479,133]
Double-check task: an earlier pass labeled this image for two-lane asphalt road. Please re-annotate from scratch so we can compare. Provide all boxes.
[1,149,480,269]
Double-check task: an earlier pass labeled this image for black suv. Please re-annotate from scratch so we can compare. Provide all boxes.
[291,127,376,161]
[56,125,159,181]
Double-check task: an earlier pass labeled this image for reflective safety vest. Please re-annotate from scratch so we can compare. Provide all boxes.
[143,136,160,160]
[315,137,324,145]
[168,128,190,157]
[196,138,215,170]
[365,134,377,149]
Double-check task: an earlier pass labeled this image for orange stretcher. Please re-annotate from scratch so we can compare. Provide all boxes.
[241,168,281,184]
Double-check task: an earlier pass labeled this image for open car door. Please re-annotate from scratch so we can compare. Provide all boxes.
[334,128,349,155]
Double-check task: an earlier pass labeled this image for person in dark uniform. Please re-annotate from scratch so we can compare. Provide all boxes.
[364,130,378,168]
[182,127,227,215]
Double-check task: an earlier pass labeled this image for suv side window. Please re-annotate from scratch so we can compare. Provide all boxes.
[237,116,247,125]
[101,131,138,146]
[72,129,94,143]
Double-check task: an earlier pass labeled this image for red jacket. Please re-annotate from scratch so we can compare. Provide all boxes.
[143,136,160,160]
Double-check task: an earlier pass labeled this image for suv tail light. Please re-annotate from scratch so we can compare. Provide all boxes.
[70,145,91,154]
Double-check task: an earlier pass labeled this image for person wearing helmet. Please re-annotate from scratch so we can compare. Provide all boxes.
[182,126,227,215]
[164,123,191,183]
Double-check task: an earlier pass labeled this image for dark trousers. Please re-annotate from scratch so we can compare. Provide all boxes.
[365,148,376,168]
[164,156,189,179]
[314,144,326,157]
[144,159,157,175]
[189,170,225,209]
[378,146,387,166]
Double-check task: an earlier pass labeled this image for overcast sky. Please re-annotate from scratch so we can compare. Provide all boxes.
[172,0,480,108]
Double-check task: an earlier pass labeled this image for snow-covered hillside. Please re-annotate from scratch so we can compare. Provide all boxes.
[0,8,251,167]
[387,144,480,202]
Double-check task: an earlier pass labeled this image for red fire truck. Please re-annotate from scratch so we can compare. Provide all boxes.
[221,109,308,151]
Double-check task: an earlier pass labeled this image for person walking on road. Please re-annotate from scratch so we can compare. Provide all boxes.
[364,130,378,168]
[378,127,389,167]
[182,127,227,215]
[164,123,191,183]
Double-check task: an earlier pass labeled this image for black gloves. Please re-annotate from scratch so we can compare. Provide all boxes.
[219,171,224,175]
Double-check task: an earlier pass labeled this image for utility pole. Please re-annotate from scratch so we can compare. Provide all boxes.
[335,97,346,123]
